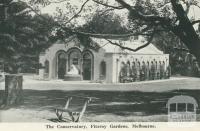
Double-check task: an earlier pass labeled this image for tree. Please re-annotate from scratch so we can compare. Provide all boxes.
[79,11,128,34]
[28,0,200,66]
[0,0,55,107]
[115,0,200,63]
[0,0,55,73]
[152,31,188,74]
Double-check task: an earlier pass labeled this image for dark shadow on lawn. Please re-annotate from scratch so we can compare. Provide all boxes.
[48,118,71,123]
[0,89,197,117]
[0,89,200,118]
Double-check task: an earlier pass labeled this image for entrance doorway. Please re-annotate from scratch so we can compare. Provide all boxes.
[57,52,66,79]
[82,52,93,80]
[67,48,81,74]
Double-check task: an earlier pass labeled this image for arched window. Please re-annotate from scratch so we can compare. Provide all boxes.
[126,61,131,76]
[120,62,126,77]
[82,51,93,80]
[57,52,67,79]
[44,60,49,74]
[100,61,106,80]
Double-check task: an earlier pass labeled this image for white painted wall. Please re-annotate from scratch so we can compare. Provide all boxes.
[39,37,169,83]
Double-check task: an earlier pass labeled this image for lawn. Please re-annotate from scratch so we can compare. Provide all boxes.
[1,89,200,122]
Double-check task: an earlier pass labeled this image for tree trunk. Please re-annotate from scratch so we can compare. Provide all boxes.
[3,74,23,107]
[182,37,200,64]
[170,0,200,65]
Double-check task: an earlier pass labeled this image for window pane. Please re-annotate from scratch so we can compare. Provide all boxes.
[178,103,186,112]
[170,103,176,112]
[187,103,194,112]
[100,61,106,75]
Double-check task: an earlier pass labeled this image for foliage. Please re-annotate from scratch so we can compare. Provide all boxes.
[2,0,200,75]
[0,0,55,73]
[79,11,129,34]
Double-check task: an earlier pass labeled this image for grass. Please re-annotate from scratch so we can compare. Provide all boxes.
[1,89,200,115]
[1,82,200,122]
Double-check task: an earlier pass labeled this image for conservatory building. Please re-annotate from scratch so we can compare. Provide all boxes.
[39,35,169,83]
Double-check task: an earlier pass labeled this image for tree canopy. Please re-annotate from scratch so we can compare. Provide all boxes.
[79,11,128,34]
[27,0,200,64]
[0,0,55,73]
[1,0,200,73]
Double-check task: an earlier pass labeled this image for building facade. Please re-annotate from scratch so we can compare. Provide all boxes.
[39,35,169,83]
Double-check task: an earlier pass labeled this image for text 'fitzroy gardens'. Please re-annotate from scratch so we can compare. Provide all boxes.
[45,123,156,129]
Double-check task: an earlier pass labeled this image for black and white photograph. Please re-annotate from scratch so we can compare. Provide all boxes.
[1,0,200,126]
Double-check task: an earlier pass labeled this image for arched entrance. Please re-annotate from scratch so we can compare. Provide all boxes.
[82,51,93,80]
[67,48,81,74]
[57,52,66,79]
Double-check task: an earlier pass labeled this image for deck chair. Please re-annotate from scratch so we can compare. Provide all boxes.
[55,96,97,122]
